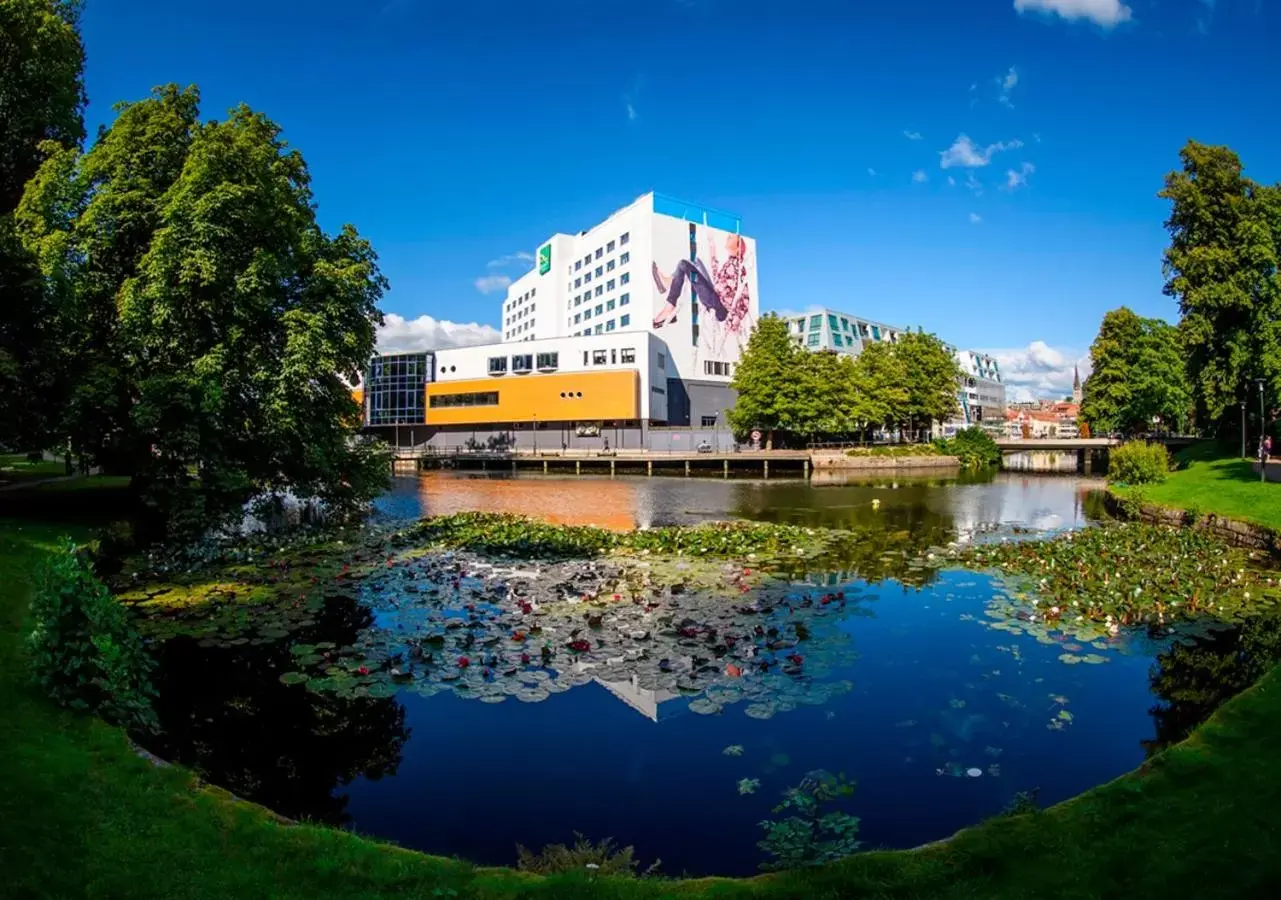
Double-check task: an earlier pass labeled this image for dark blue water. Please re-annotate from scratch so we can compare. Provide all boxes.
[144,471,1281,876]
[339,566,1154,875]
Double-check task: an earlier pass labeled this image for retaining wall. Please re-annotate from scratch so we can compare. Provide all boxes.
[1104,490,1281,555]
[810,451,961,471]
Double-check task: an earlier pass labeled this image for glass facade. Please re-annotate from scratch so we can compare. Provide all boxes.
[365,353,431,426]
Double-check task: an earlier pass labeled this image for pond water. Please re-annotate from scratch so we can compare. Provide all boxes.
[138,471,1281,876]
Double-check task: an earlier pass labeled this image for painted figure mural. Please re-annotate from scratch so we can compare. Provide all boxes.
[651,227,756,367]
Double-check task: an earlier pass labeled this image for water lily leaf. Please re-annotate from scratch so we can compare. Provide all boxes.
[278,671,308,685]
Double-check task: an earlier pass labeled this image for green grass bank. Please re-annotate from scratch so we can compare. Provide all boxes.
[1113,443,1281,533]
[4,501,1281,897]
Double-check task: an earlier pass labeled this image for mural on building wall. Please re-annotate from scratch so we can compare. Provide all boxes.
[649,217,758,377]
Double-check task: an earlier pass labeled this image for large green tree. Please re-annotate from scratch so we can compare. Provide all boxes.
[0,0,86,450]
[17,86,389,536]
[893,330,961,438]
[849,340,908,433]
[1081,307,1191,434]
[729,313,801,448]
[0,0,86,214]
[1160,141,1281,432]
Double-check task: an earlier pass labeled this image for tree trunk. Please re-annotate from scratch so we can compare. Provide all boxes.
[766,430,774,450]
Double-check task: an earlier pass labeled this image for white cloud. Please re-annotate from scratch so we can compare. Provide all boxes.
[984,341,1092,401]
[486,251,534,269]
[912,169,928,183]
[377,313,500,354]
[867,167,877,176]
[903,130,923,140]
[625,102,637,121]
[947,175,957,187]
[1013,0,1132,28]
[939,134,1024,169]
[473,274,512,294]
[969,212,983,224]
[965,172,984,196]
[997,66,1019,107]
[1005,161,1035,190]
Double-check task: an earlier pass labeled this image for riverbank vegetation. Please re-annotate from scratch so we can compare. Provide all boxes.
[1113,443,1281,532]
[933,428,1001,468]
[730,315,963,447]
[1107,440,1170,486]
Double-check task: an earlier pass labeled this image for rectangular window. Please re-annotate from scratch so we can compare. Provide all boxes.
[594,324,603,334]
[583,255,591,266]
[595,286,603,297]
[620,232,630,245]
[607,299,616,311]
[620,251,630,264]
[833,334,844,347]
[651,385,665,395]
[584,308,592,320]
[511,354,533,373]
[606,259,615,271]
[606,240,616,252]
[611,349,617,364]
[592,350,608,365]
[703,361,730,376]
[809,315,822,330]
[872,326,881,340]
[621,348,636,364]
[595,266,603,278]
[701,416,718,427]
[620,313,630,327]
[530,288,536,297]
[583,351,589,366]
[657,353,666,371]
[828,314,839,332]
[488,356,507,374]
[606,319,616,332]
[574,277,581,288]
[429,390,499,408]
[806,333,819,347]
[574,313,581,324]
[620,272,630,285]
[619,293,630,306]
[536,352,558,370]
[595,304,603,315]
[841,317,850,332]
[584,271,592,283]
[607,279,615,291]
[595,248,603,260]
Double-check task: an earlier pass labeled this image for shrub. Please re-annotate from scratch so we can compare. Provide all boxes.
[845,445,941,458]
[1108,441,1169,486]
[933,427,1001,468]
[25,539,157,732]
[515,833,659,876]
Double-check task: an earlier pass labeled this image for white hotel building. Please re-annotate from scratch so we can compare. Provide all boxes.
[360,193,759,449]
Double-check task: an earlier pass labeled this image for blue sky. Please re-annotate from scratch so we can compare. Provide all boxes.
[79,0,1280,400]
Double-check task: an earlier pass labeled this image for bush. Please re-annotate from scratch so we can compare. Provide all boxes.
[933,428,1001,468]
[515,833,659,876]
[845,445,941,458]
[25,538,157,732]
[1108,441,1169,486]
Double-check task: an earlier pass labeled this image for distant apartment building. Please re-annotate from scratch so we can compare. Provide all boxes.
[787,306,1006,430]
[359,193,760,448]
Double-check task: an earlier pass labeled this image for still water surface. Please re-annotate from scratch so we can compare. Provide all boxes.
[145,471,1275,875]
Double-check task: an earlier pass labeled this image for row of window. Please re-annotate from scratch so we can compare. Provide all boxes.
[582,347,637,366]
[575,314,631,336]
[703,360,733,376]
[430,391,499,409]
[571,252,631,290]
[794,314,898,344]
[571,232,630,275]
[572,270,631,308]
[488,352,560,375]
[574,294,630,324]
[504,287,537,314]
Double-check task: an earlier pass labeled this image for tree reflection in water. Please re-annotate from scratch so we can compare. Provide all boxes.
[141,593,409,824]
[1144,612,1281,756]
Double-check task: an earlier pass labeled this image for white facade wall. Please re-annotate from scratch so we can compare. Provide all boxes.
[497,193,759,391]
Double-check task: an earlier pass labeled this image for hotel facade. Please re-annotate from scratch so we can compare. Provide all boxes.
[359,193,759,450]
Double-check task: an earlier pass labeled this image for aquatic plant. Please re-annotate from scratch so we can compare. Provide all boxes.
[26,540,157,732]
[1108,441,1170,486]
[955,523,1280,628]
[757,770,860,871]
[738,777,761,795]
[515,833,659,876]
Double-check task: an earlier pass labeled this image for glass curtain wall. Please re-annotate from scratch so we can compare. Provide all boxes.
[366,353,431,425]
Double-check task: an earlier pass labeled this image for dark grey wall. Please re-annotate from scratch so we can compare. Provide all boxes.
[683,381,737,428]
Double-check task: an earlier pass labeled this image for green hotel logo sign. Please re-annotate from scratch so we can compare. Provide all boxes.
[537,244,551,275]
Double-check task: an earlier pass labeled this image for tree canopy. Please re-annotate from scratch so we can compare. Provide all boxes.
[15,85,389,536]
[1160,141,1281,432]
[1080,308,1190,434]
[730,316,963,445]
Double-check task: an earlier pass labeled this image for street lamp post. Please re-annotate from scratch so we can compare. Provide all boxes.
[533,413,538,455]
[1241,400,1247,460]
[1257,379,1267,482]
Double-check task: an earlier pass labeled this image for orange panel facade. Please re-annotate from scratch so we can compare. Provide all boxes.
[425,370,640,426]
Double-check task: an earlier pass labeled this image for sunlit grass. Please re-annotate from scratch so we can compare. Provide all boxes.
[1117,445,1281,531]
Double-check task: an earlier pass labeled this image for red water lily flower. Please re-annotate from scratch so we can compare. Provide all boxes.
[457,656,470,668]
[512,631,527,642]
[787,654,804,666]
[521,652,531,665]
[357,665,369,675]
[725,663,743,678]
[568,639,591,653]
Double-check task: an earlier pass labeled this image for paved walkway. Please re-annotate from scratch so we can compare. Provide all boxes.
[0,474,83,492]
[1253,459,1281,484]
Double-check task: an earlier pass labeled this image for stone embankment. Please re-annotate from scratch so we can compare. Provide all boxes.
[810,450,961,471]
[1104,491,1281,555]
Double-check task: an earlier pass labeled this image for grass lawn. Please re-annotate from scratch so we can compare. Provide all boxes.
[1116,443,1281,532]
[0,453,67,484]
[4,506,1281,897]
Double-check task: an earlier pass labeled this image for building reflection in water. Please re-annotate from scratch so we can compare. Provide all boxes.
[412,472,646,530]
